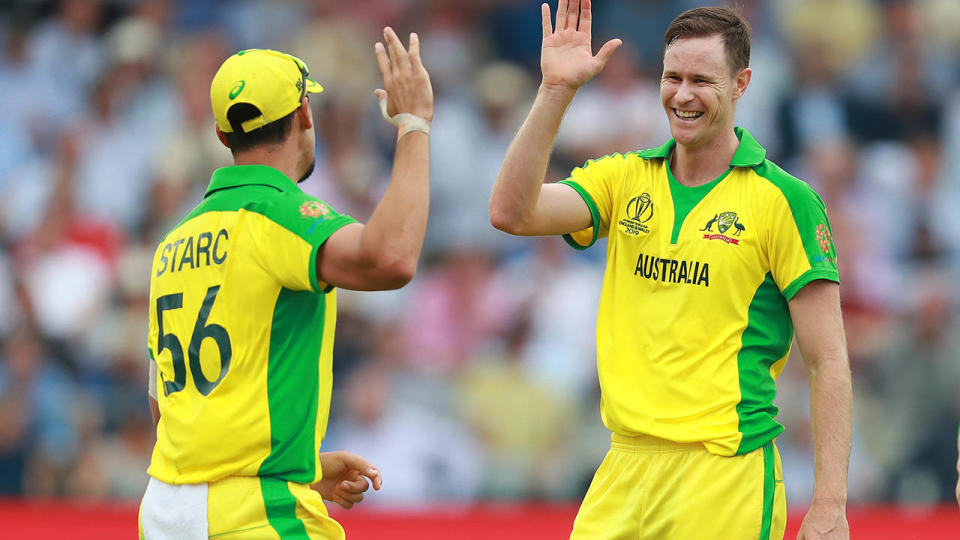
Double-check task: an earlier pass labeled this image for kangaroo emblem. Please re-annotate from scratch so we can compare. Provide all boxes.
[700,214,718,232]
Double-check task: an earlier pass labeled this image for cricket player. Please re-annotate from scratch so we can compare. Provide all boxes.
[140,27,433,539]
[489,2,852,538]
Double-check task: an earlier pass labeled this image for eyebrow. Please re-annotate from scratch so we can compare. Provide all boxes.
[662,70,715,80]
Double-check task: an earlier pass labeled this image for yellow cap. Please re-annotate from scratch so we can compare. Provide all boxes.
[210,49,324,134]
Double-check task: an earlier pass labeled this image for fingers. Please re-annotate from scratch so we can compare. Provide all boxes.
[541,3,552,39]
[408,32,422,69]
[580,0,592,35]
[594,38,622,68]
[383,27,410,72]
[340,477,370,494]
[336,451,383,490]
[565,0,580,32]
[365,466,383,491]
[374,42,391,84]
[555,0,568,31]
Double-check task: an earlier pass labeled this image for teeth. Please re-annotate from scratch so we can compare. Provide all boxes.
[675,110,703,119]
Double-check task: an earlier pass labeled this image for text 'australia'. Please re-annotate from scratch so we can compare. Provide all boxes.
[634,252,709,287]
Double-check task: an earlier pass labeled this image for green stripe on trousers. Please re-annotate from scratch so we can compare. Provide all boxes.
[759,441,775,539]
[261,477,310,539]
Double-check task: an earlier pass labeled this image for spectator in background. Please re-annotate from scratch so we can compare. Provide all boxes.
[555,44,668,167]
[327,360,482,506]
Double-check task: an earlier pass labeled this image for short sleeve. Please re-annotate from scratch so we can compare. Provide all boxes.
[250,193,358,293]
[764,173,839,301]
[559,153,623,250]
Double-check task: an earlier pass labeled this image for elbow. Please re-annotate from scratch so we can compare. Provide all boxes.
[377,257,417,289]
[489,205,524,235]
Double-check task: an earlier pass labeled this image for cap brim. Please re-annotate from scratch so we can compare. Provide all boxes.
[305,77,323,93]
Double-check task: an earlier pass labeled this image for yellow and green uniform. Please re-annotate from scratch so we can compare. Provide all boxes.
[562,127,837,539]
[144,164,355,536]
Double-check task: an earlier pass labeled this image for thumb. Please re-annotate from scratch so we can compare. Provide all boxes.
[594,38,622,69]
[374,89,387,100]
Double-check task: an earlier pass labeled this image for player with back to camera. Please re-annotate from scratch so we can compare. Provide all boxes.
[139,27,433,539]
[489,2,852,539]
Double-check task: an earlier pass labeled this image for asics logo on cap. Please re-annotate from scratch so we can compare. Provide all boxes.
[229,80,245,99]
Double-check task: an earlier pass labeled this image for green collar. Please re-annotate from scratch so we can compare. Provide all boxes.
[635,126,767,168]
[204,165,300,197]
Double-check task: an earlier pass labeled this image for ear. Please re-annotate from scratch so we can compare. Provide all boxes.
[215,125,230,148]
[296,97,313,130]
[733,67,752,101]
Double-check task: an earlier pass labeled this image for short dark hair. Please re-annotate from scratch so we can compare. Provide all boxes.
[223,103,295,154]
[664,7,751,74]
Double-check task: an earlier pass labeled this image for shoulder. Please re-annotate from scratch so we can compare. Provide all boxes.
[244,190,338,229]
[749,159,826,211]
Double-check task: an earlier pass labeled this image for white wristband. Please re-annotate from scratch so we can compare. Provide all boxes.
[379,95,430,138]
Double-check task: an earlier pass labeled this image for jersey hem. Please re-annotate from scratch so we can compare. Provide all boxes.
[559,179,601,250]
[781,268,839,301]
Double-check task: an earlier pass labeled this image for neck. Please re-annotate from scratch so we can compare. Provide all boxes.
[232,141,301,182]
[671,127,740,187]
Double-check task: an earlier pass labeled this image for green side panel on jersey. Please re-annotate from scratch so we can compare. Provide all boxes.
[760,441,776,539]
[752,161,838,269]
[258,288,325,482]
[559,179,601,250]
[665,164,731,244]
[735,273,790,455]
[260,477,310,538]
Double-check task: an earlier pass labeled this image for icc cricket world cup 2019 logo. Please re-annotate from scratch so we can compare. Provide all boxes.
[619,193,654,235]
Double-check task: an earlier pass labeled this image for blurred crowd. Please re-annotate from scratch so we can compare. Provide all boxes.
[0,0,959,508]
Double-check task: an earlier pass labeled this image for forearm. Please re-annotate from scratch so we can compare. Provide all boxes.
[358,131,430,278]
[807,356,852,505]
[489,84,575,233]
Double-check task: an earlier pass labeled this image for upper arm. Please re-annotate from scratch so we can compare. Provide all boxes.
[531,154,623,248]
[788,280,848,372]
[315,222,412,291]
[511,182,594,237]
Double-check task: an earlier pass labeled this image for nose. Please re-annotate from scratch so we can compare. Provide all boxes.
[674,80,694,105]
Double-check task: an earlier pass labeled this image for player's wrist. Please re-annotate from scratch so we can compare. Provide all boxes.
[378,95,431,139]
[537,81,577,103]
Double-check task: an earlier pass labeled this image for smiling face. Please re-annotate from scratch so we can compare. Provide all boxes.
[660,34,751,150]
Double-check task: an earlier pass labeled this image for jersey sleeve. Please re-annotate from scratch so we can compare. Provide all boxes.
[764,177,839,301]
[559,153,624,249]
[251,193,358,293]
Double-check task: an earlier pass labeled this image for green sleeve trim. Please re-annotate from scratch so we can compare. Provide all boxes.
[147,347,154,360]
[558,179,601,250]
[303,215,356,293]
[781,269,840,301]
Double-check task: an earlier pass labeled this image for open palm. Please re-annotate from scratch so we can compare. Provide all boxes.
[541,0,622,90]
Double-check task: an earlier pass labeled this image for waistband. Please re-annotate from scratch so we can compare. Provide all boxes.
[610,432,708,454]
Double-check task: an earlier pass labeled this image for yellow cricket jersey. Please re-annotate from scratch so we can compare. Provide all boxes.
[561,127,839,456]
[146,164,356,484]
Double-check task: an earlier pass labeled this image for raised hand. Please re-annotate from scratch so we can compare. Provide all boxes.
[540,0,622,91]
[374,27,434,122]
